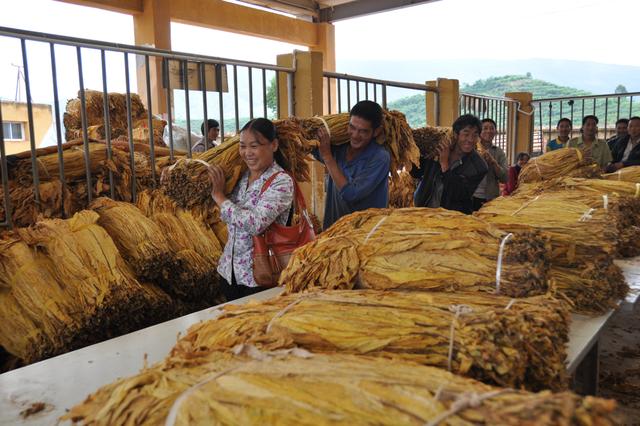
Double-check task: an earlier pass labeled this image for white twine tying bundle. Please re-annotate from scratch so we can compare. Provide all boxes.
[635,183,640,198]
[505,299,516,310]
[579,208,595,222]
[532,157,542,178]
[511,195,540,216]
[164,344,313,426]
[447,304,473,372]
[495,233,514,294]
[164,365,242,426]
[364,216,388,243]
[424,388,516,426]
[266,296,312,333]
[317,116,331,138]
[603,194,609,211]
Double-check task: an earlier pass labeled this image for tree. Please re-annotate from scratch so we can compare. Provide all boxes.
[266,76,277,116]
[526,72,532,78]
[615,84,628,94]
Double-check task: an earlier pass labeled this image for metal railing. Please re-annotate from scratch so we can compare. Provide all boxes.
[323,71,439,127]
[531,92,640,153]
[459,93,520,161]
[0,26,296,228]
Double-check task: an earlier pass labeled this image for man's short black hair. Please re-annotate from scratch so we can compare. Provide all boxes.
[582,115,599,126]
[629,116,640,123]
[516,152,530,161]
[557,117,572,127]
[349,100,383,129]
[452,114,482,134]
[481,118,497,128]
[616,118,629,126]
[201,119,220,135]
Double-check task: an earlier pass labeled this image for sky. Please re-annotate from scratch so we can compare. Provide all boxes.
[334,0,640,65]
[0,0,638,107]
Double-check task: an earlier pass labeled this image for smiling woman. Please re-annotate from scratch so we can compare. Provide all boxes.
[204,118,294,301]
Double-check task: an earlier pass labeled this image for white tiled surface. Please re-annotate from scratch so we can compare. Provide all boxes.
[2,257,640,425]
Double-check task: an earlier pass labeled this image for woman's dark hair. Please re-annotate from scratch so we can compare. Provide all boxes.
[557,117,572,127]
[452,114,482,134]
[240,118,287,168]
[516,152,530,162]
[241,118,276,140]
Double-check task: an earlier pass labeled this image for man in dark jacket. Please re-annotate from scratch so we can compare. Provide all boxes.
[412,114,488,214]
[607,116,640,172]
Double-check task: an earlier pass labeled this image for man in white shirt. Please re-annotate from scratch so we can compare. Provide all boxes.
[192,119,220,153]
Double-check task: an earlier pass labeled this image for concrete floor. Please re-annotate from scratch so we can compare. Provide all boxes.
[599,301,640,425]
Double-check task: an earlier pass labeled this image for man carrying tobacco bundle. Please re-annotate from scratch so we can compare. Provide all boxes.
[412,114,488,214]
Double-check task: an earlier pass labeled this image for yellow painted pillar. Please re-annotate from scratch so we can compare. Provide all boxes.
[310,23,336,114]
[505,91,534,163]
[426,80,436,126]
[133,0,170,116]
[425,78,459,127]
[277,51,326,224]
[437,78,459,127]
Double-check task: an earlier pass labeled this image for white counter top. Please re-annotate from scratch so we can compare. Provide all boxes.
[2,256,640,425]
[0,287,283,425]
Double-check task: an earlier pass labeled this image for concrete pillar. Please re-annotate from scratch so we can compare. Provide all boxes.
[277,51,326,223]
[505,91,534,163]
[426,80,436,126]
[426,78,460,127]
[133,0,170,116]
[310,23,336,114]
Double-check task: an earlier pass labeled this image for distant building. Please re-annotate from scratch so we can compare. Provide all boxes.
[1,101,53,155]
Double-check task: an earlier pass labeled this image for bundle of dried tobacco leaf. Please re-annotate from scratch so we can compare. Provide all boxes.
[64,350,617,425]
[389,169,416,208]
[3,141,172,229]
[282,208,548,298]
[476,192,629,313]
[0,211,174,364]
[90,197,173,282]
[135,190,223,305]
[514,177,640,257]
[603,165,640,183]
[63,89,151,142]
[518,148,599,184]
[175,290,569,391]
[412,125,453,159]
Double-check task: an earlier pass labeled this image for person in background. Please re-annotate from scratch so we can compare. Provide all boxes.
[607,118,629,150]
[503,152,530,195]
[546,118,572,152]
[412,114,488,214]
[471,118,508,211]
[314,100,390,229]
[568,115,612,170]
[606,116,640,172]
[205,118,293,301]
[193,119,220,153]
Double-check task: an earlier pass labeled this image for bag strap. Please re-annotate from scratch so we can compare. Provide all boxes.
[259,171,310,220]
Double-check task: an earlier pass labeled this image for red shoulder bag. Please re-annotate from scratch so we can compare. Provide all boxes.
[252,172,315,287]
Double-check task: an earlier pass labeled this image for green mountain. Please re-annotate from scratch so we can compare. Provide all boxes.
[389,74,636,129]
[461,74,592,99]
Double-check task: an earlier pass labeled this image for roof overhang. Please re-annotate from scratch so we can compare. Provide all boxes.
[233,0,441,22]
